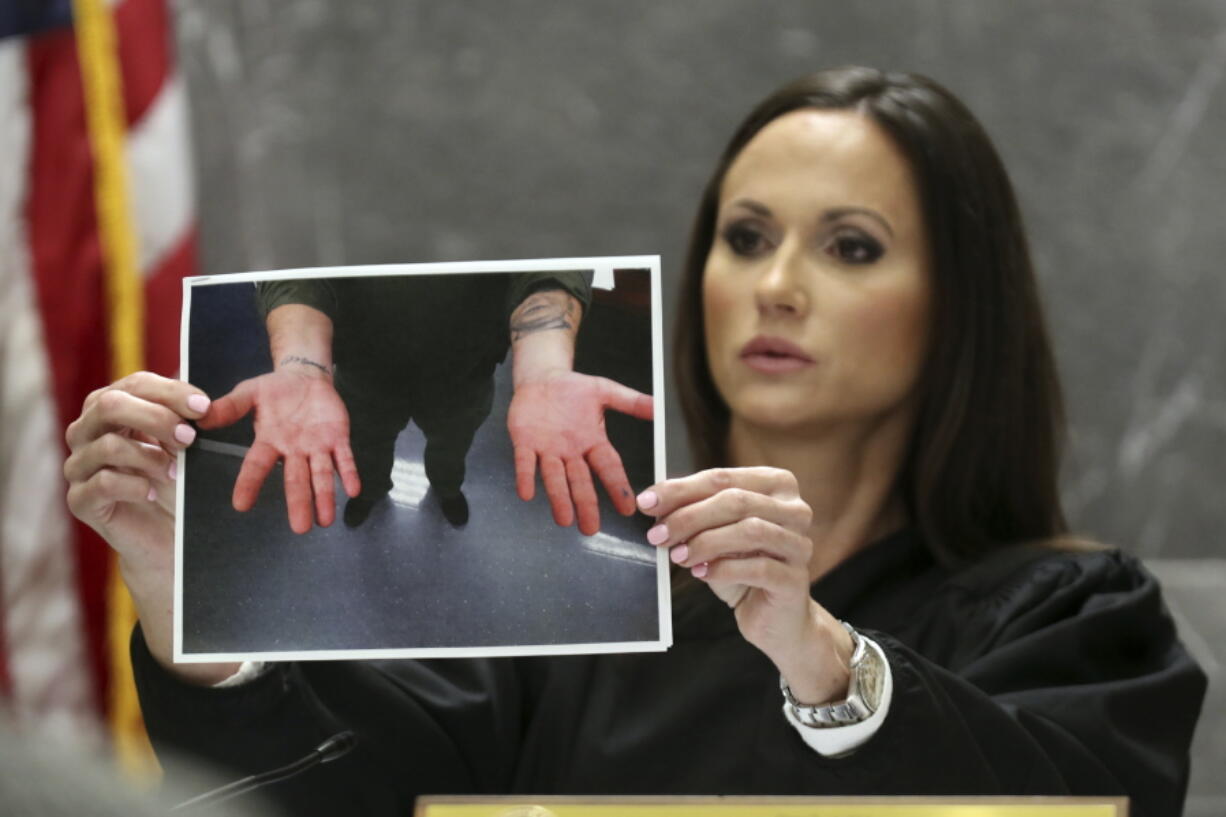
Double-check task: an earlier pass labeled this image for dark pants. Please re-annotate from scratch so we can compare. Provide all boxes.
[337,366,495,500]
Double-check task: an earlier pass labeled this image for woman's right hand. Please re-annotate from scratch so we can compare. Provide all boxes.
[64,371,239,684]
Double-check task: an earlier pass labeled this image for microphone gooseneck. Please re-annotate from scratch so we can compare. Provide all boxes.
[170,730,358,812]
[313,731,358,764]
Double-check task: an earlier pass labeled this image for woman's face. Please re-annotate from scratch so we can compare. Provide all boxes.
[703,109,931,437]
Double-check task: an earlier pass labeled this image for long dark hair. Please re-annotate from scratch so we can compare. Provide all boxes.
[674,67,1068,564]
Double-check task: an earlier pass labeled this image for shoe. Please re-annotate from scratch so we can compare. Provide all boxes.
[438,491,469,527]
[343,494,386,528]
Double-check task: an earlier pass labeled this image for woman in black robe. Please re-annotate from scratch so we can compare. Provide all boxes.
[64,67,1205,816]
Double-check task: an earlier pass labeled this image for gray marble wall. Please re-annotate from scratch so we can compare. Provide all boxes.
[172,0,1225,560]
[170,1,1224,807]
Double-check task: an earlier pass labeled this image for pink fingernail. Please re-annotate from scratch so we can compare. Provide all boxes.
[670,544,689,564]
[636,490,659,510]
[167,460,177,481]
[646,524,669,545]
[146,486,157,502]
[187,394,210,414]
[174,424,196,445]
[692,562,709,579]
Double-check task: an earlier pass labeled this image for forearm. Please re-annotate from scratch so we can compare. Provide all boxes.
[266,303,335,378]
[775,602,854,706]
[509,290,582,386]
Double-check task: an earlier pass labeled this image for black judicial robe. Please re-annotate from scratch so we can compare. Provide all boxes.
[133,530,1206,817]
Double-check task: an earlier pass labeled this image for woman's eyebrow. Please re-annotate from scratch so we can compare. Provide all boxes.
[725,198,772,218]
[822,207,894,237]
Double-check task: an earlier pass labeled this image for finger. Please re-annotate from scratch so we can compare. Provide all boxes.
[637,466,800,518]
[284,454,313,535]
[539,456,573,528]
[198,379,256,429]
[131,430,161,447]
[586,441,635,515]
[677,517,808,569]
[708,580,750,610]
[67,387,196,453]
[334,442,361,499]
[686,561,749,609]
[82,371,210,421]
[598,378,654,420]
[67,468,157,525]
[64,432,173,486]
[153,455,180,514]
[514,446,537,502]
[652,486,810,548]
[693,554,803,602]
[310,452,336,528]
[565,457,600,536]
[232,442,279,512]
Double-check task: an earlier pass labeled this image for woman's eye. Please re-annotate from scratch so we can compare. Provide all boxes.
[722,224,769,257]
[829,234,884,265]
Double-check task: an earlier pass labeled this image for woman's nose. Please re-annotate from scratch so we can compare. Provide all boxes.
[754,239,809,317]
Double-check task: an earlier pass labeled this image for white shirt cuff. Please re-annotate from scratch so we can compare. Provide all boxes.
[781,635,893,757]
[213,660,269,688]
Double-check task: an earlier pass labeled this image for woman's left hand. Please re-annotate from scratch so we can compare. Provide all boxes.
[639,466,854,705]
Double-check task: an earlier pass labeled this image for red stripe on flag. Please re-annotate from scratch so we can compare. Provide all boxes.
[25,26,113,718]
[145,228,195,377]
[68,523,112,715]
[113,0,172,127]
[26,29,110,435]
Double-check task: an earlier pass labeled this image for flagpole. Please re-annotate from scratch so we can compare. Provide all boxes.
[71,0,156,776]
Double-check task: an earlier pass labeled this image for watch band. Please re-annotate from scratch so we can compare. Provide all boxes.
[780,621,883,728]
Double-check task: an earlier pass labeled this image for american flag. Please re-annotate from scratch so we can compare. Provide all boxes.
[0,0,195,756]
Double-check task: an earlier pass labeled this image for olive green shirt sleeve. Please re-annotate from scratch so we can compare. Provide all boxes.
[255,279,339,320]
[504,270,592,322]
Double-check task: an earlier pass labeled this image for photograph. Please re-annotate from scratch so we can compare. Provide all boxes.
[175,256,667,661]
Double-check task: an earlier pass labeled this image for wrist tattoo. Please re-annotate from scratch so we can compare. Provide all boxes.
[511,292,577,342]
[279,355,331,376]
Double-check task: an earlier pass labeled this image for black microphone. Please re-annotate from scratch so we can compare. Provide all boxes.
[171,731,357,812]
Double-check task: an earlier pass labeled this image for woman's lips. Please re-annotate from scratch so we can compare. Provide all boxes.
[739,336,814,373]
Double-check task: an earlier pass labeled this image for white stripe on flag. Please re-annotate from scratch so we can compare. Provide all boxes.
[128,74,195,272]
[0,38,99,743]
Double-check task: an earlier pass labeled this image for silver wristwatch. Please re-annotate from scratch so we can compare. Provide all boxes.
[780,621,885,728]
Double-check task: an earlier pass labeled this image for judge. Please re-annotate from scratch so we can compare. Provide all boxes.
[64,66,1205,817]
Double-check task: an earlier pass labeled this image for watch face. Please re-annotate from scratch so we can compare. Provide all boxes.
[855,646,886,711]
